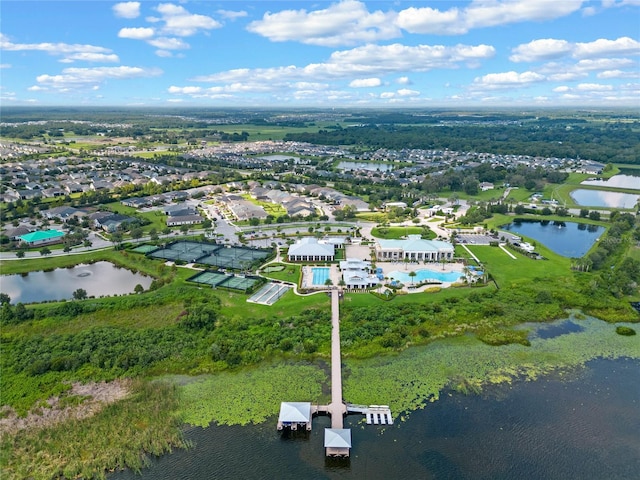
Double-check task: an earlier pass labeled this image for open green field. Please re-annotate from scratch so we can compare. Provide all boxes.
[371,226,435,239]
[212,121,344,141]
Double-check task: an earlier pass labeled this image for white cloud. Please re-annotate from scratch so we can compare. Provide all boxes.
[59,53,120,63]
[597,69,640,78]
[397,0,584,35]
[247,0,399,47]
[217,10,248,21]
[118,27,155,40]
[349,78,381,88]
[0,63,11,69]
[576,82,613,91]
[397,88,420,96]
[510,39,573,62]
[113,2,141,19]
[155,50,174,58]
[168,86,202,94]
[573,36,640,58]
[27,85,45,91]
[472,70,545,89]
[155,3,221,37]
[36,66,162,90]
[192,43,494,86]
[511,36,640,63]
[147,37,190,50]
[0,34,116,64]
[396,7,464,35]
[397,76,411,85]
[553,86,571,92]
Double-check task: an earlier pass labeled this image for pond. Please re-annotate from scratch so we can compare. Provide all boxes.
[337,161,394,172]
[0,261,153,304]
[570,189,639,209]
[581,173,640,190]
[260,154,301,162]
[500,220,604,257]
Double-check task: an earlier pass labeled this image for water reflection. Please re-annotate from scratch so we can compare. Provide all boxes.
[570,189,639,208]
[337,161,394,172]
[1,261,152,304]
[501,220,604,257]
[581,174,640,189]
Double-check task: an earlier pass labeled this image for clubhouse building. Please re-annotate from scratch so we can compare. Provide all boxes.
[375,235,454,262]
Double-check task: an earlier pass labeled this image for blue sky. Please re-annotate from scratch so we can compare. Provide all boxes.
[1,1,639,107]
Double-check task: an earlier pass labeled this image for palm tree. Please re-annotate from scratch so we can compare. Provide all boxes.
[408,270,417,286]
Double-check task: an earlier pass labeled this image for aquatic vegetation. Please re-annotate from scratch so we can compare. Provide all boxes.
[616,326,636,336]
[176,363,327,427]
[342,316,640,418]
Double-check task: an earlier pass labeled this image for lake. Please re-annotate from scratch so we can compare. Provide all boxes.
[0,261,153,304]
[570,189,639,209]
[111,355,640,480]
[581,173,640,189]
[500,220,604,257]
[337,161,394,172]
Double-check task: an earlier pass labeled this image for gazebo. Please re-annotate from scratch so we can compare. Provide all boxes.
[277,402,312,431]
[324,428,352,457]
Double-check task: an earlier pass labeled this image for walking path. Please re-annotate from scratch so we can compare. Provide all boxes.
[499,244,517,259]
[328,289,347,428]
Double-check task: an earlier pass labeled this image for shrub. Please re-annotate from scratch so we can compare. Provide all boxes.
[615,326,636,336]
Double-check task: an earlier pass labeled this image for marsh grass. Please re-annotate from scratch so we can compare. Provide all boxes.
[0,381,186,480]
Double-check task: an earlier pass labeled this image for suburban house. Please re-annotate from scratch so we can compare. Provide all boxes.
[480,182,495,191]
[375,235,454,262]
[287,237,335,262]
[19,229,65,246]
[43,206,82,220]
[90,212,137,232]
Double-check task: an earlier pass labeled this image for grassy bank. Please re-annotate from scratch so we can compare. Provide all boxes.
[0,381,187,480]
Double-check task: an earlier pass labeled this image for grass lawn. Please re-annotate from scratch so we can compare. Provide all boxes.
[215,287,327,321]
[261,263,301,284]
[468,245,572,287]
[371,226,434,239]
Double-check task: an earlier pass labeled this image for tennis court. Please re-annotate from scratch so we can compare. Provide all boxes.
[218,275,259,291]
[147,241,270,268]
[198,245,271,269]
[148,241,221,263]
[188,270,228,287]
[131,244,159,254]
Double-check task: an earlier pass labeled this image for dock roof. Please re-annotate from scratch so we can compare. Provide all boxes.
[324,428,352,448]
[278,402,312,423]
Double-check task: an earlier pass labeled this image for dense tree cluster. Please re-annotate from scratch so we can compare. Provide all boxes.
[286,123,640,164]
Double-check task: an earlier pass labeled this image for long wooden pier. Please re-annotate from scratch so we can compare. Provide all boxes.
[278,288,392,458]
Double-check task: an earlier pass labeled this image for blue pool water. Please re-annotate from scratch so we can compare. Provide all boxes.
[311,267,330,285]
[388,269,463,284]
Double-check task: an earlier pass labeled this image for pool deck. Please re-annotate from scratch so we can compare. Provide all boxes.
[376,260,466,293]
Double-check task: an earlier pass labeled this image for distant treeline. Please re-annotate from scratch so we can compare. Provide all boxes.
[286,123,640,164]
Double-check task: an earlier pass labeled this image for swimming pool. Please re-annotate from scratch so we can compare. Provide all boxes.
[311,267,330,285]
[388,269,463,284]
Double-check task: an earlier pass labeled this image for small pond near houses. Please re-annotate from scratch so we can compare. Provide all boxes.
[500,220,604,258]
[0,261,152,304]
